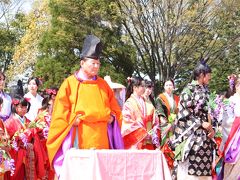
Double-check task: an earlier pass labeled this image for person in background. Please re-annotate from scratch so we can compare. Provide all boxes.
[24,77,43,121]
[0,72,12,122]
[156,79,179,141]
[143,80,155,107]
[34,89,57,180]
[16,80,24,97]
[171,60,215,180]
[142,80,160,149]
[121,77,160,150]
[35,88,58,126]
[104,75,126,109]
[46,35,122,178]
[155,79,179,169]
[44,87,58,115]
[218,74,240,180]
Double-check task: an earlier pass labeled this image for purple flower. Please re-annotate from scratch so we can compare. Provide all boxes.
[43,127,49,139]
[194,100,203,113]
[19,133,28,147]
[6,159,15,176]
[11,140,19,151]
[0,151,3,164]
[229,79,235,90]
[151,127,160,148]
[3,158,15,176]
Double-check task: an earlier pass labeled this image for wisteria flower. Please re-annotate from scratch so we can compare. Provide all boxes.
[11,140,19,151]
[19,133,28,148]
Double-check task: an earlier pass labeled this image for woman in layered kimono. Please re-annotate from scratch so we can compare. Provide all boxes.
[4,96,31,180]
[171,60,215,180]
[34,89,58,180]
[121,77,160,150]
[143,80,160,149]
[219,74,240,180]
[156,79,179,141]
[155,79,179,169]
[5,95,49,180]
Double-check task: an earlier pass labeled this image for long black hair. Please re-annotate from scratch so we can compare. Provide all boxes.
[11,95,31,114]
[145,80,155,106]
[125,76,145,100]
[27,77,41,87]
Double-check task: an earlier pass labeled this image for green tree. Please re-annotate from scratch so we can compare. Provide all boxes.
[208,0,240,93]
[7,0,50,80]
[0,0,25,73]
[35,0,135,88]
[117,0,240,94]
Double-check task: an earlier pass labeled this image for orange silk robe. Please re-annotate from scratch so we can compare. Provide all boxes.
[159,93,179,116]
[46,75,122,166]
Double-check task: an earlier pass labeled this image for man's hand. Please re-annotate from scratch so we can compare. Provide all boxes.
[108,115,114,124]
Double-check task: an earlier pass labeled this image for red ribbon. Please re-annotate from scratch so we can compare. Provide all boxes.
[46,89,57,95]
[12,99,20,105]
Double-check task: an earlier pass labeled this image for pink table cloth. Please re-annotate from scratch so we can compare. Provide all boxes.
[59,149,172,180]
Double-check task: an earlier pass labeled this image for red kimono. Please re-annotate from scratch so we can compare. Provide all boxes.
[4,114,48,180]
[4,114,27,180]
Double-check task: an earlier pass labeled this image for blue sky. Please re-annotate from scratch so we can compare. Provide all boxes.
[21,0,34,13]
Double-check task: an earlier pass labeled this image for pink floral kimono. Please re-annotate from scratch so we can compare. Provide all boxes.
[121,94,160,149]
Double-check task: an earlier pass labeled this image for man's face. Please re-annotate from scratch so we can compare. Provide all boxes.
[81,58,100,78]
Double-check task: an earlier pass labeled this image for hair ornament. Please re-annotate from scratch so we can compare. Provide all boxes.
[12,99,20,105]
[228,74,237,90]
[127,77,132,83]
[46,89,57,95]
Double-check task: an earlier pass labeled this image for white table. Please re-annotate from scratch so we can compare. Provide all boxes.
[60,149,172,180]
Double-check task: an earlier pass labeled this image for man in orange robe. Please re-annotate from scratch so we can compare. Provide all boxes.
[46,35,122,177]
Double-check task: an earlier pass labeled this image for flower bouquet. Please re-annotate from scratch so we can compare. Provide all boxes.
[208,91,229,123]
[0,135,15,176]
[29,118,50,140]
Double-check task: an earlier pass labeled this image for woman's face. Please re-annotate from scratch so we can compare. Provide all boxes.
[28,79,38,94]
[144,86,153,97]
[0,74,5,91]
[51,94,56,101]
[164,80,174,94]
[16,104,28,117]
[133,83,145,96]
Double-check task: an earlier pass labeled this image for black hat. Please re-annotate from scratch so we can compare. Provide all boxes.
[80,35,103,60]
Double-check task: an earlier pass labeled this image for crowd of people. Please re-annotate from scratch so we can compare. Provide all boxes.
[0,35,239,180]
